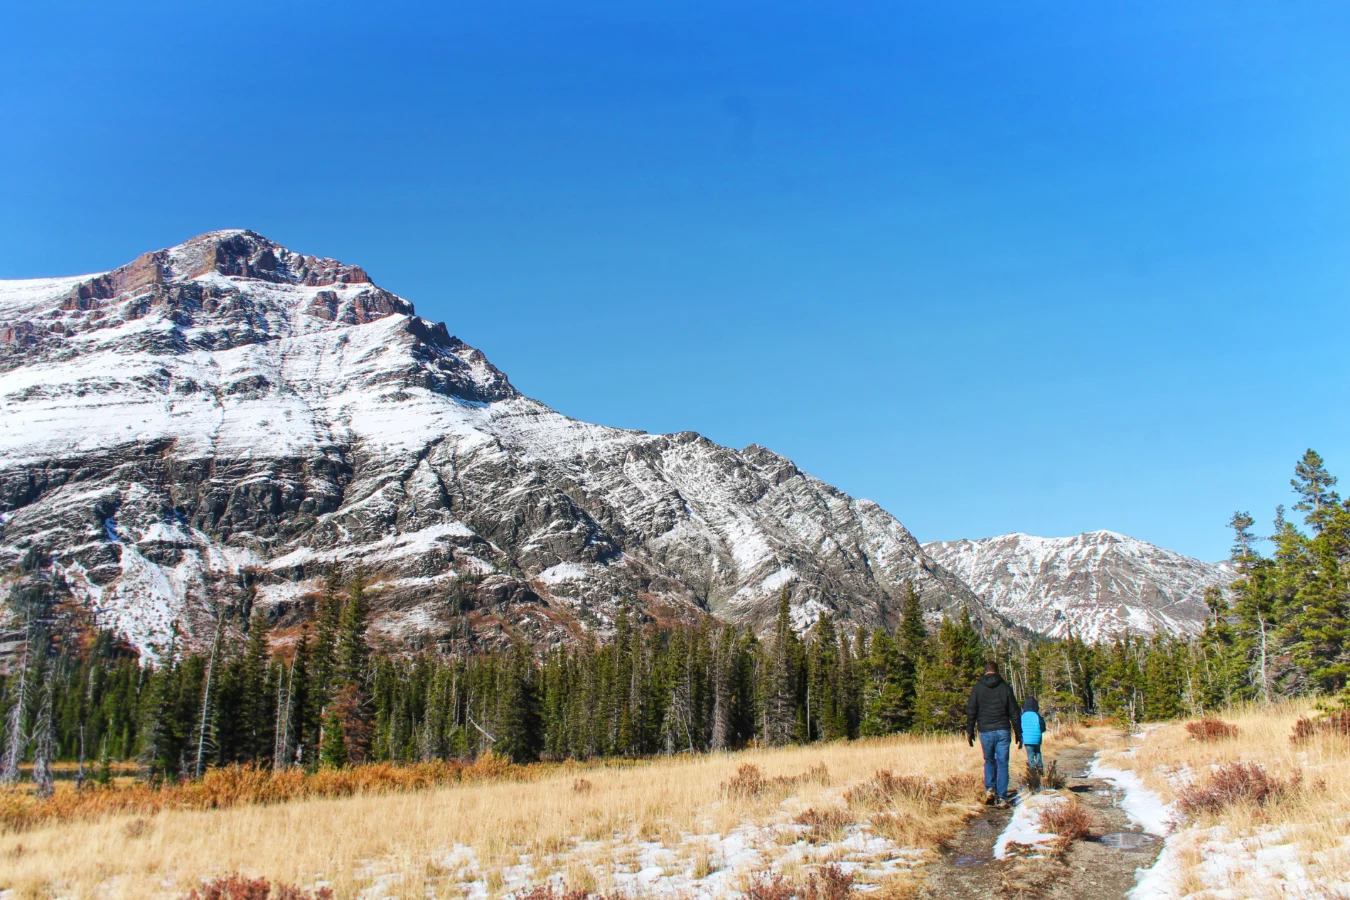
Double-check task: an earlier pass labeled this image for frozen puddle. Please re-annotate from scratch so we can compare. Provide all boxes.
[1097,832,1160,852]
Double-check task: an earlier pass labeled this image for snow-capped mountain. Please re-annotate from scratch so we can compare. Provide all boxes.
[921,531,1234,641]
[0,230,1009,655]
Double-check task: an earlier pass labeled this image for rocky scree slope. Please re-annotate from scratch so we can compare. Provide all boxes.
[922,530,1234,641]
[0,230,1008,656]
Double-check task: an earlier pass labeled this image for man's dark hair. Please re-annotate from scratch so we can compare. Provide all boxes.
[984,660,999,675]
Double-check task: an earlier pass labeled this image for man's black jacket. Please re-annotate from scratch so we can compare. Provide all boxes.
[965,673,1022,740]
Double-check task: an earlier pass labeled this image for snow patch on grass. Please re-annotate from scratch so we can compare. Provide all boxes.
[993,793,1061,859]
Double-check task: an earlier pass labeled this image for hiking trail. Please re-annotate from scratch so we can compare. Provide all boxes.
[917,741,1165,899]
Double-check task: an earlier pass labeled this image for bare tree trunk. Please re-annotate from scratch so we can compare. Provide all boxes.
[0,624,31,784]
[273,662,294,770]
[1258,615,1271,704]
[76,725,87,792]
[195,610,225,779]
[32,673,56,799]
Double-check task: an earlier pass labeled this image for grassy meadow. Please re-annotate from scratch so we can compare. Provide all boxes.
[1096,701,1350,898]
[0,732,1011,900]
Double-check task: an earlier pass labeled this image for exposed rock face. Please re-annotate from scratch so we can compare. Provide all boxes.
[0,230,1009,656]
[922,530,1235,641]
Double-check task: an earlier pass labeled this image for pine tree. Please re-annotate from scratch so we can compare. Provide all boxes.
[319,708,347,768]
[1229,511,1258,572]
[896,583,927,725]
[1293,449,1340,533]
[764,590,802,745]
[336,569,371,690]
[238,611,274,764]
[495,643,542,763]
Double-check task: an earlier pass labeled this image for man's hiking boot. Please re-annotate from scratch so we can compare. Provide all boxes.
[983,789,996,806]
[993,796,1011,809]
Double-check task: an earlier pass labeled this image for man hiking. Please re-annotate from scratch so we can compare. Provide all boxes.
[965,660,1022,807]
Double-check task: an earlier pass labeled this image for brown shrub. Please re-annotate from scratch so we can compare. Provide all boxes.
[572,778,593,794]
[721,763,831,801]
[938,772,984,803]
[1291,710,1350,744]
[1185,718,1239,742]
[1056,726,1085,743]
[802,864,854,900]
[794,806,853,842]
[844,770,941,812]
[722,764,768,799]
[742,865,853,900]
[1038,800,1092,842]
[1040,761,1065,790]
[1176,762,1301,818]
[744,872,796,900]
[181,873,334,900]
[511,886,592,900]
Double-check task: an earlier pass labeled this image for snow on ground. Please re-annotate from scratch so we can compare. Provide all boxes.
[993,793,1063,859]
[536,562,597,585]
[338,787,933,899]
[1130,824,1350,899]
[1088,760,1174,837]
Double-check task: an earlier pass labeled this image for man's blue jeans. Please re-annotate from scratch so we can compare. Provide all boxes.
[980,729,1011,798]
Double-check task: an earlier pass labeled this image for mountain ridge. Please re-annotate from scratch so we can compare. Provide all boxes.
[921,529,1234,641]
[0,230,1013,656]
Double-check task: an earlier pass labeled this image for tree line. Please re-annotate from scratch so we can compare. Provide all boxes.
[0,450,1343,778]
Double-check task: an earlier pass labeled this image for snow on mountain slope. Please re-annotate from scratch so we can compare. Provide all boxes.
[0,230,1007,655]
[921,531,1234,641]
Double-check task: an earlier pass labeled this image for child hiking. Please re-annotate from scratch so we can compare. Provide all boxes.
[1021,696,1046,789]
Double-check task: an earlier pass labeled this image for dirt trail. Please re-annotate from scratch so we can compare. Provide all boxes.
[918,743,1164,899]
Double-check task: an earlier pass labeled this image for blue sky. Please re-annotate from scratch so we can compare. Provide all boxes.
[4,1,1349,561]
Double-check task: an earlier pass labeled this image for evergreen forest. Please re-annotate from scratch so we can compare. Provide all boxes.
[1,449,1346,780]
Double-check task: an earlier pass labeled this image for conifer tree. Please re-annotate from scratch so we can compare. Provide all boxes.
[495,642,542,762]
[1292,449,1340,532]
[319,708,347,768]
[764,590,802,745]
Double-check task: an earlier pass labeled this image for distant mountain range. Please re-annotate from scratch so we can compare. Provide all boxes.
[0,230,1013,656]
[922,530,1235,641]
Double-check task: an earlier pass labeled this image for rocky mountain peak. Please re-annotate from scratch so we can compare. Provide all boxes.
[1,231,1007,657]
[922,531,1234,641]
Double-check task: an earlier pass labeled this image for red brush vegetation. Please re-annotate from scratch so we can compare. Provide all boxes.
[842,769,978,811]
[1291,710,1350,744]
[1176,762,1301,818]
[793,806,854,841]
[181,873,334,899]
[743,865,854,900]
[1185,718,1240,742]
[720,763,831,800]
[0,754,524,834]
[512,886,596,900]
[1038,800,1093,842]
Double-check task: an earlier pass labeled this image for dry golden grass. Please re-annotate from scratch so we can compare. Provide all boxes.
[0,734,983,899]
[1096,701,1350,899]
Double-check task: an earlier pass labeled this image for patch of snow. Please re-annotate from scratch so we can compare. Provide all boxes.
[535,562,595,585]
[1088,760,1174,836]
[994,793,1062,859]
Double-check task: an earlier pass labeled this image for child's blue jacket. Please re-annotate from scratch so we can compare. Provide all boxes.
[1021,710,1044,745]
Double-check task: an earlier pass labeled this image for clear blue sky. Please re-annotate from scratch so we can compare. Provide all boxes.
[4,1,1349,561]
